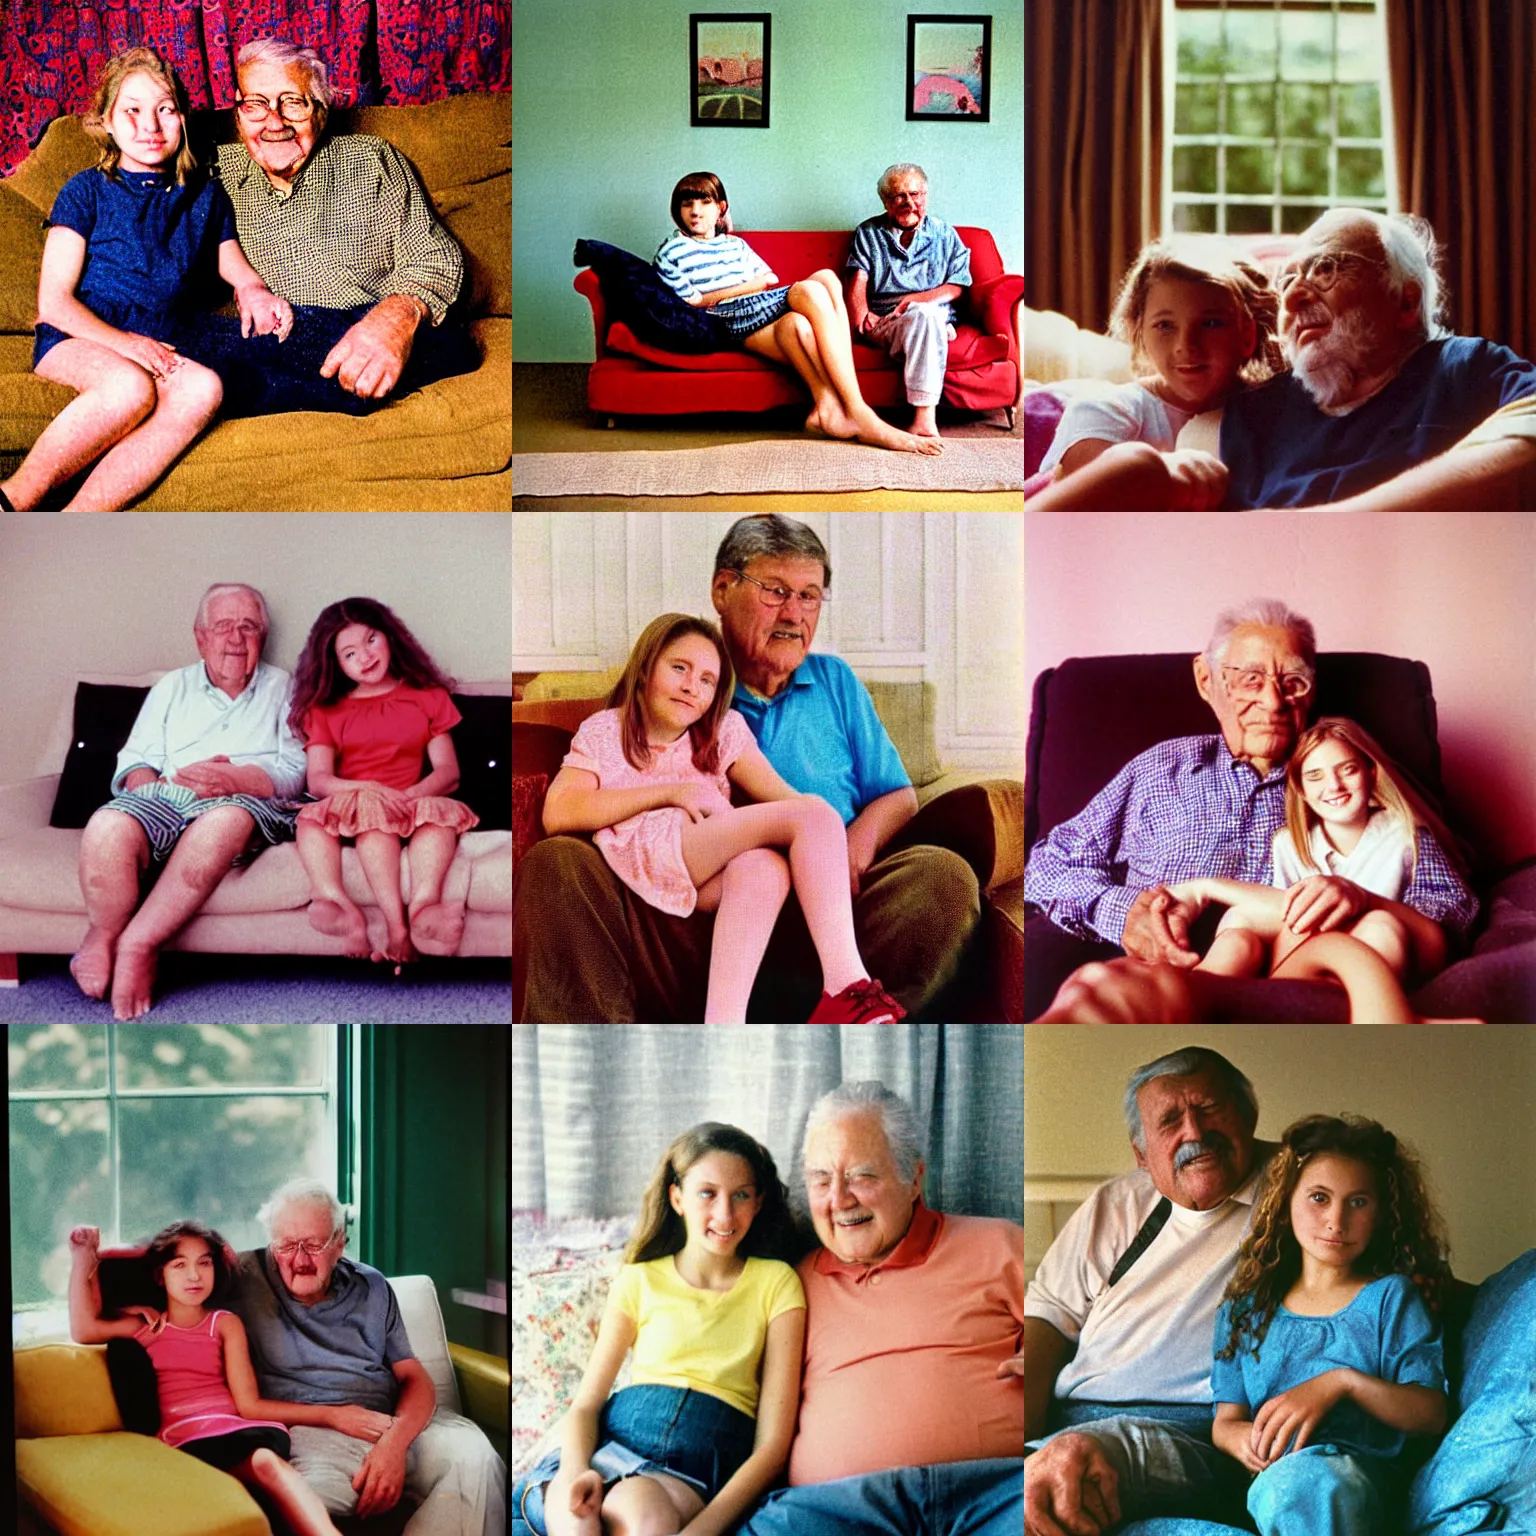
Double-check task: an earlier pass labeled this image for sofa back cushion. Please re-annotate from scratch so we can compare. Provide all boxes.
[448,693,512,831]
[0,182,46,333]
[49,683,152,828]
[13,1344,122,1437]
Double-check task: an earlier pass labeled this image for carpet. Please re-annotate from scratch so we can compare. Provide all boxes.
[512,437,1025,496]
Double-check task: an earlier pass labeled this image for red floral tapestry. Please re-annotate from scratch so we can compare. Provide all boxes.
[0,1,510,177]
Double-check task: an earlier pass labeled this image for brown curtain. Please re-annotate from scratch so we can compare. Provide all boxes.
[1385,0,1536,363]
[1025,0,1163,333]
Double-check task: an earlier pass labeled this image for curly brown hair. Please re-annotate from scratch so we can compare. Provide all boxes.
[1217,1114,1451,1363]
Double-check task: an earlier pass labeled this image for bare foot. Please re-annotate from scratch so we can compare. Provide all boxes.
[110,942,158,1020]
[70,925,116,999]
[409,900,466,958]
[808,397,858,440]
[307,898,370,959]
[851,408,944,455]
[911,406,942,438]
[374,922,417,975]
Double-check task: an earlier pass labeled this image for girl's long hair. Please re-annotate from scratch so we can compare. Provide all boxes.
[624,1122,797,1265]
[1283,716,1469,880]
[606,613,735,775]
[288,597,455,739]
[143,1219,234,1304]
[85,48,199,186]
[1217,1114,1452,1363]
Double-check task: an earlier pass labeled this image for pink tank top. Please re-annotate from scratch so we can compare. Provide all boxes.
[136,1309,287,1449]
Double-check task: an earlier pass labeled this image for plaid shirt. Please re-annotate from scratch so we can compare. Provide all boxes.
[1025,734,1478,945]
[216,135,463,323]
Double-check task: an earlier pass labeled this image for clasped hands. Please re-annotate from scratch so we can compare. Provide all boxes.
[1227,1371,1353,1473]
[126,757,268,799]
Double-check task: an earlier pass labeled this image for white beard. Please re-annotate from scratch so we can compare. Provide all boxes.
[1286,306,1386,410]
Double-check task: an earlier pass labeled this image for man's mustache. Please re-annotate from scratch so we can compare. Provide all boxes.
[1174,1134,1231,1172]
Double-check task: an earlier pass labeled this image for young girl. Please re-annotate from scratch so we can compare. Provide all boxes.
[512,1123,805,1536]
[541,612,906,1023]
[289,597,479,971]
[1030,235,1282,510]
[68,1220,390,1535]
[1211,1115,1451,1534]
[1169,717,1474,1022]
[653,171,942,456]
[0,48,291,513]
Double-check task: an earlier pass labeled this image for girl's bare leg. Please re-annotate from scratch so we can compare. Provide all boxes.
[600,1471,703,1534]
[231,1448,342,1536]
[296,821,370,957]
[405,823,467,956]
[1196,926,1269,977]
[1026,441,1174,510]
[1343,909,1411,974]
[1,339,156,510]
[1273,931,1418,1023]
[695,848,792,1022]
[680,800,867,996]
[355,830,413,966]
[744,315,856,438]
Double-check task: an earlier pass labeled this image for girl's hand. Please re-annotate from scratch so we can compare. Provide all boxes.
[1162,449,1229,511]
[567,1469,603,1519]
[69,1226,101,1259]
[1251,1370,1350,1462]
[114,333,181,380]
[671,783,732,822]
[124,1305,166,1335]
[237,284,294,341]
[1164,878,1210,916]
[359,782,413,814]
[685,293,708,307]
[328,1405,395,1441]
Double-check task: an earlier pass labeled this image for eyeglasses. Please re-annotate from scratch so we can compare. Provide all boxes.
[1220,664,1314,702]
[732,570,828,610]
[204,620,264,639]
[271,1236,336,1259]
[1275,252,1388,297]
[236,94,315,122]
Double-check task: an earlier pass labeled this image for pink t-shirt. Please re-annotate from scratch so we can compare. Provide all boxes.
[136,1310,287,1450]
[562,706,755,916]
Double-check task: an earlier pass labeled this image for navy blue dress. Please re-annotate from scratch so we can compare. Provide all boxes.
[34,166,237,367]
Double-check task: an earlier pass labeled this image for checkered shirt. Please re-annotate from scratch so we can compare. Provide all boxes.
[1024,734,1478,945]
[216,134,463,322]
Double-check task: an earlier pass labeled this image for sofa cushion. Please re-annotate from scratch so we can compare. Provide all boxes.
[48,683,151,829]
[514,772,550,866]
[465,831,513,913]
[450,693,512,831]
[890,778,1024,893]
[0,181,46,333]
[574,238,731,353]
[13,1344,121,1437]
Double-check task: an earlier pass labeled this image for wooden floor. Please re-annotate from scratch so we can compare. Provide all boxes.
[513,364,1023,510]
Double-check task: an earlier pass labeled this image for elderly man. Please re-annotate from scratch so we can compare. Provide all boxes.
[735,1080,1023,1535]
[515,514,980,1022]
[69,582,304,1020]
[846,164,972,439]
[229,1177,506,1535]
[1024,1047,1285,1535]
[182,37,478,415]
[1220,209,1536,509]
[1022,597,1476,1020]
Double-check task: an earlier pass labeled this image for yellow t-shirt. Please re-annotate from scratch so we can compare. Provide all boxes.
[608,1255,805,1419]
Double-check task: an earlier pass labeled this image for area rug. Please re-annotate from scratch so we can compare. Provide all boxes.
[513,437,1025,496]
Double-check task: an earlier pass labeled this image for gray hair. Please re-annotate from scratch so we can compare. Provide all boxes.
[1204,598,1316,670]
[1124,1048,1258,1151]
[878,162,929,199]
[714,515,831,589]
[1308,208,1450,342]
[802,1080,925,1183]
[194,582,271,635]
[256,1177,345,1240]
[236,36,335,122]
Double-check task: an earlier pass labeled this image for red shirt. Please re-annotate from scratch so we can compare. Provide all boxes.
[304,683,461,790]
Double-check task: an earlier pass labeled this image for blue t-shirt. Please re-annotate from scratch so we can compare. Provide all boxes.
[847,214,971,323]
[728,653,911,825]
[1220,336,1536,508]
[1211,1273,1444,1459]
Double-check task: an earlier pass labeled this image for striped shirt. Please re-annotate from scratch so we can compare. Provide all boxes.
[654,231,775,301]
[215,135,463,323]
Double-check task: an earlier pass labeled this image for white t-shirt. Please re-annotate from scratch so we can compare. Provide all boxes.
[1038,380,1194,473]
[1025,1165,1264,1405]
[1270,810,1414,901]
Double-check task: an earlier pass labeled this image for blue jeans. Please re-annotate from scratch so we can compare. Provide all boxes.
[734,1457,1023,1536]
[513,1385,756,1536]
[1247,1444,1401,1536]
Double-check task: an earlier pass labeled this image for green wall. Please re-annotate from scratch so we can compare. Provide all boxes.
[513,0,1023,361]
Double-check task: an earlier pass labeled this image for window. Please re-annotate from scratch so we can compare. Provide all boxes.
[9,1024,349,1309]
[1167,0,1395,236]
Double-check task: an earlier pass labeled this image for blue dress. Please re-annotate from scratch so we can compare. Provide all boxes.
[34,166,237,367]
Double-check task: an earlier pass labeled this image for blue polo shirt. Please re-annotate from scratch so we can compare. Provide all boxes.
[847,213,971,322]
[728,653,910,824]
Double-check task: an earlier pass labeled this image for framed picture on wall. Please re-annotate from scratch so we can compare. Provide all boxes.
[691,13,771,127]
[906,14,991,122]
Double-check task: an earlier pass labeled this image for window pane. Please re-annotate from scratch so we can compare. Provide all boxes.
[1282,143,1331,197]
[1178,10,1224,75]
[1336,83,1381,139]
[1223,8,1278,77]
[1227,83,1276,139]
[1172,202,1218,234]
[1336,12,1382,81]
[10,1098,110,1306]
[1280,11,1334,80]
[1226,145,1274,196]
[1226,203,1276,235]
[8,1023,107,1093]
[1337,147,1385,199]
[1281,82,1332,139]
[1176,81,1220,134]
[1174,145,1218,195]
[1281,203,1321,234]
[116,1025,329,1091]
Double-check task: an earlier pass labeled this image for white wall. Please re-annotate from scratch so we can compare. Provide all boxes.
[512,512,1024,772]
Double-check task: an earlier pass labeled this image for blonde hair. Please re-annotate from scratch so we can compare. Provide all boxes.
[1109,235,1282,386]
[606,613,735,775]
[84,48,198,186]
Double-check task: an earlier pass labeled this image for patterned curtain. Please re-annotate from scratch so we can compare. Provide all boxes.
[0,1,510,177]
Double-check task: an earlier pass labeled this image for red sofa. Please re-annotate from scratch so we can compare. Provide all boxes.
[574,227,1024,427]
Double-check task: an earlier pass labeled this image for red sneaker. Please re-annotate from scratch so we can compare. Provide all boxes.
[807,979,907,1024]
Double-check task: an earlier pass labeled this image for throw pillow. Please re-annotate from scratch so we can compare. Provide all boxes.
[574,238,730,353]
[450,693,511,831]
[48,683,152,828]
[1025,387,1066,477]
[513,774,549,865]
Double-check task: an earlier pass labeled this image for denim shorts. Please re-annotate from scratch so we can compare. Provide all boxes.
[513,1384,756,1536]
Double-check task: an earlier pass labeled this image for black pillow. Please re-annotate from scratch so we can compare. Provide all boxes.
[574,237,731,353]
[450,694,511,831]
[49,683,152,829]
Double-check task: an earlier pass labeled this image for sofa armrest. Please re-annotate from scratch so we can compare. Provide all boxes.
[888,777,1023,893]
[449,1342,510,1437]
[0,775,59,841]
[574,268,611,360]
[970,273,1024,349]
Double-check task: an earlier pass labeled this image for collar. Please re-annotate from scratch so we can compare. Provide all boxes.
[883,213,929,243]
[734,662,815,705]
[200,661,260,701]
[1213,735,1288,786]
[230,135,326,198]
[116,167,175,192]
[1306,806,1387,866]
[812,1196,943,1277]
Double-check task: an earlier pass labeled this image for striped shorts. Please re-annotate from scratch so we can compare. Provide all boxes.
[713,285,793,338]
[103,782,301,865]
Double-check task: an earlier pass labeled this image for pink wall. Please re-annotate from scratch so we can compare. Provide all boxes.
[1026,512,1536,867]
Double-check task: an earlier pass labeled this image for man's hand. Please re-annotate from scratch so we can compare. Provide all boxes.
[1282,875,1373,936]
[320,295,420,400]
[846,818,881,897]
[1024,1432,1121,1536]
[236,283,293,340]
[1038,958,1204,1024]
[1122,886,1200,965]
[171,757,272,799]
[351,1432,409,1518]
[69,1226,101,1263]
[124,1304,166,1335]
[1163,449,1229,510]
[121,768,163,793]
[328,1404,395,1442]
[671,783,733,822]
[1251,1369,1351,1463]
[996,1353,1025,1379]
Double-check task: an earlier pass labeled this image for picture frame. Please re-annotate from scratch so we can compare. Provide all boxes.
[691,13,771,128]
[906,13,991,122]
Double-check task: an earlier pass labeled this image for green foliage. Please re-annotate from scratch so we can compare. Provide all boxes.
[1174,144,1218,195]
[1283,143,1331,197]
[1338,147,1386,199]
[1227,204,1276,235]
[1337,84,1382,140]
[1228,83,1276,139]
[1226,145,1274,197]
[1282,82,1333,140]
[1178,9,1224,75]
[1224,8,1278,77]
[1177,82,1220,135]
[1280,11,1334,79]
[1172,202,1217,234]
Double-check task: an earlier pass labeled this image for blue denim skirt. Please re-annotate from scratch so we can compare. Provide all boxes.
[513,1384,756,1536]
